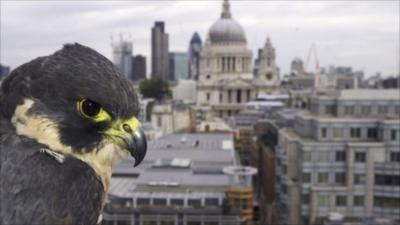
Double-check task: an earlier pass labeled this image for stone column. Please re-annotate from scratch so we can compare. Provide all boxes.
[232,89,237,104]
[242,89,247,103]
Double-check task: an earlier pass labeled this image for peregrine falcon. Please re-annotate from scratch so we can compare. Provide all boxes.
[0,43,147,225]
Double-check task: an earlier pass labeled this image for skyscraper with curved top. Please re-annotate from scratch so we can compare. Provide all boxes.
[188,32,202,80]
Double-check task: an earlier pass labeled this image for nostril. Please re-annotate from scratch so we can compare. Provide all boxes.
[122,124,133,133]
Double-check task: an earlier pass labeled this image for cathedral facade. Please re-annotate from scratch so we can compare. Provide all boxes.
[197,0,280,118]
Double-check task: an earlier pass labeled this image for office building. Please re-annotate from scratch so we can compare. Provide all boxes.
[290,58,305,76]
[169,52,189,81]
[188,32,202,80]
[151,100,194,136]
[272,89,400,225]
[151,21,169,80]
[131,55,146,82]
[172,79,197,104]
[112,36,133,79]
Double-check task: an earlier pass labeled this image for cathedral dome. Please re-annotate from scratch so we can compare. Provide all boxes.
[208,0,247,44]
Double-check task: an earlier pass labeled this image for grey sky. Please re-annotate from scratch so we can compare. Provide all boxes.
[1,1,399,77]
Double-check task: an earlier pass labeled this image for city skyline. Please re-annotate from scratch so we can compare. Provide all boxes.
[1,1,399,77]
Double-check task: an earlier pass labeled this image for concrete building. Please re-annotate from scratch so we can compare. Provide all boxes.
[103,133,257,225]
[273,89,400,225]
[111,35,133,79]
[151,100,194,136]
[169,52,189,81]
[131,55,146,82]
[196,0,280,119]
[289,73,358,90]
[290,58,305,76]
[188,32,202,80]
[151,21,169,80]
[231,95,294,224]
[255,107,304,225]
[172,79,197,104]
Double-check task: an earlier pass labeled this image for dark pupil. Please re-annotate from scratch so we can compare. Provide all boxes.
[82,100,100,117]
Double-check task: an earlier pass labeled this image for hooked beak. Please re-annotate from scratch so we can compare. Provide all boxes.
[104,117,147,166]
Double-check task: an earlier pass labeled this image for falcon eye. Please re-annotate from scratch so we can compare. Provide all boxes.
[76,99,111,122]
[81,100,100,117]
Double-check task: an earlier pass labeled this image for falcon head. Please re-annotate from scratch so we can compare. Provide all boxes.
[0,43,147,172]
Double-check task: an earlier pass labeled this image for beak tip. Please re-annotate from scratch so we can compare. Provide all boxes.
[131,129,147,167]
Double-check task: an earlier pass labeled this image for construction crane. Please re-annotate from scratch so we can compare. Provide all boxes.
[305,43,320,74]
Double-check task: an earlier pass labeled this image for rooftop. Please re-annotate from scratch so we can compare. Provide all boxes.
[315,89,400,101]
[109,133,239,198]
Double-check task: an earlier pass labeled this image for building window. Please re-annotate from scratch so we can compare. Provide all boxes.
[335,172,346,184]
[378,105,388,114]
[325,104,336,115]
[355,152,366,163]
[204,222,219,225]
[228,90,232,103]
[391,129,397,141]
[187,221,202,225]
[375,174,400,186]
[395,105,400,115]
[354,196,364,206]
[317,195,329,207]
[206,93,210,101]
[237,90,242,103]
[303,173,311,183]
[188,199,201,208]
[153,198,167,206]
[335,151,346,162]
[170,198,184,206]
[136,198,150,206]
[354,174,366,185]
[205,198,219,207]
[302,194,310,205]
[333,128,343,138]
[344,105,354,115]
[367,128,378,139]
[350,128,361,138]
[336,195,347,207]
[318,172,329,183]
[321,128,327,138]
[318,152,329,162]
[390,152,400,162]
[303,151,312,162]
[219,93,223,103]
[361,105,371,115]
[374,197,400,208]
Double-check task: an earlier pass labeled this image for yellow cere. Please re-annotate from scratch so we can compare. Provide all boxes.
[106,117,141,136]
[104,117,141,149]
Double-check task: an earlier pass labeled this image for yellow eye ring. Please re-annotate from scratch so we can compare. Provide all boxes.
[76,99,111,122]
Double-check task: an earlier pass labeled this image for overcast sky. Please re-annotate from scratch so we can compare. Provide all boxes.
[1,1,399,77]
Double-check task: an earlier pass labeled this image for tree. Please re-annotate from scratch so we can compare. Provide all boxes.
[139,78,170,101]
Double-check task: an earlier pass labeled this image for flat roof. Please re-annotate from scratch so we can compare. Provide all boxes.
[149,133,234,151]
[109,133,238,198]
[339,89,400,100]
